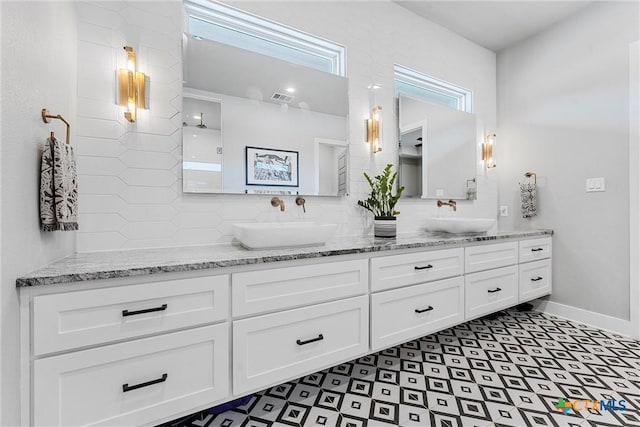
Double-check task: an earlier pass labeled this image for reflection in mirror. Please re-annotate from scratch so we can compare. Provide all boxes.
[398,95,477,200]
[182,35,349,196]
[182,97,222,193]
[399,125,423,198]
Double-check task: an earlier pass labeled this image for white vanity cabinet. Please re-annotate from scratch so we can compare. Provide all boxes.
[33,324,229,427]
[32,275,229,356]
[518,237,553,300]
[370,276,464,351]
[20,233,552,426]
[233,296,369,395]
[23,275,231,427]
[230,260,369,396]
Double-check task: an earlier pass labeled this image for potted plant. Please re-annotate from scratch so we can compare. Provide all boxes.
[357,164,404,238]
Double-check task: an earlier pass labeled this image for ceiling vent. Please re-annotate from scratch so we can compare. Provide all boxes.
[271,92,294,103]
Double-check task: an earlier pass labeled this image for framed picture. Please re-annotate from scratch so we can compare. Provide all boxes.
[245,146,299,187]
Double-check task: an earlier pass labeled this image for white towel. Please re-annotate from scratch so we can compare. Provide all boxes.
[40,137,78,231]
[520,182,537,218]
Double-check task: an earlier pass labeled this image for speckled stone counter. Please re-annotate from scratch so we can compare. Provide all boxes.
[16,229,552,287]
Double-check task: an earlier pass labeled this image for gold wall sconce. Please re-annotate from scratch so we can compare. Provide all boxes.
[117,46,149,123]
[482,133,496,169]
[366,105,382,153]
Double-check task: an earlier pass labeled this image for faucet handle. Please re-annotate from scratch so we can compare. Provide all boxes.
[271,197,285,211]
[296,196,306,213]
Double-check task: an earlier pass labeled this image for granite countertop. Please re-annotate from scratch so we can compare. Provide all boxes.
[16,229,552,287]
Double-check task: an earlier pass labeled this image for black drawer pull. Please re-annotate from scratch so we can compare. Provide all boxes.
[415,306,434,313]
[122,304,168,317]
[296,334,324,346]
[531,277,543,282]
[488,288,502,293]
[414,264,433,270]
[531,248,544,252]
[122,373,168,393]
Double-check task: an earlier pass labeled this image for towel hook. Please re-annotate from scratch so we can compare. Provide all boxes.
[42,108,70,145]
[524,171,536,185]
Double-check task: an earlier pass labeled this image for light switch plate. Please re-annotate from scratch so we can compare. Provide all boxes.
[499,206,509,217]
[586,177,606,192]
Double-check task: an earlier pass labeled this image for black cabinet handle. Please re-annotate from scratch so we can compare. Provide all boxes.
[488,288,502,293]
[296,334,324,346]
[122,373,168,393]
[531,248,544,252]
[122,304,168,317]
[415,306,434,313]
[531,277,543,282]
[414,264,433,270]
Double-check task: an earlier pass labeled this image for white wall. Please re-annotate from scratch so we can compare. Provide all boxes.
[75,0,497,251]
[497,1,639,321]
[201,90,347,194]
[0,2,78,425]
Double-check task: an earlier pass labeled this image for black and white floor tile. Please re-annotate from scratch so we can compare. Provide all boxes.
[159,309,640,427]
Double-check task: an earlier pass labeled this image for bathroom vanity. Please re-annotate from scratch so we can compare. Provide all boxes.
[17,230,552,426]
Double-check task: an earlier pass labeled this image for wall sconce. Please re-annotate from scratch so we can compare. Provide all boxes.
[117,46,149,123]
[482,133,496,168]
[366,105,382,153]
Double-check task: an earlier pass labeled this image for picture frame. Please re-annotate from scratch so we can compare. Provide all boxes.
[245,146,299,187]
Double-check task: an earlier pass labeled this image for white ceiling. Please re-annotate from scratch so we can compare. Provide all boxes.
[396,1,594,52]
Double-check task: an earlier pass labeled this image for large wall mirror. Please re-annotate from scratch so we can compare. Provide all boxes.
[398,95,477,200]
[182,13,349,196]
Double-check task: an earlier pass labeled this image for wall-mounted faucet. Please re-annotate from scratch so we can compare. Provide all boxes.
[271,197,285,212]
[437,200,457,212]
[295,196,306,213]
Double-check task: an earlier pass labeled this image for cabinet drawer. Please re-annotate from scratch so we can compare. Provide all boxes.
[233,296,368,395]
[519,259,552,301]
[33,324,229,427]
[465,242,518,273]
[371,277,464,351]
[33,275,229,355]
[465,266,518,320]
[519,237,552,263]
[370,248,463,292]
[232,259,368,317]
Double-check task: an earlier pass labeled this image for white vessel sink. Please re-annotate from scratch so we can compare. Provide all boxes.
[233,222,338,250]
[424,218,496,234]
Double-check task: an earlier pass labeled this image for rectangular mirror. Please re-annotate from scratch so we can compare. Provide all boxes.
[182,35,349,196]
[398,95,477,200]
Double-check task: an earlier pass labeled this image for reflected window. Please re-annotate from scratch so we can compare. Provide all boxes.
[184,1,345,76]
[394,65,473,113]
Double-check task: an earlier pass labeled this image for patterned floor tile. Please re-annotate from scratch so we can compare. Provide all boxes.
[159,310,639,427]
[397,406,429,426]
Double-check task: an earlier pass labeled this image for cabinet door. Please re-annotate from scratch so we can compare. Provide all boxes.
[33,275,229,355]
[233,296,368,395]
[465,242,518,273]
[519,259,552,301]
[370,248,463,292]
[232,259,368,317]
[33,324,229,427]
[371,277,464,351]
[519,238,552,263]
[465,266,518,320]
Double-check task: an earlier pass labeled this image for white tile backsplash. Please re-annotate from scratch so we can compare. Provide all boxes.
[75,0,498,252]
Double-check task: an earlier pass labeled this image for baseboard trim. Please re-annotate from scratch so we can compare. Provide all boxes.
[532,299,633,338]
